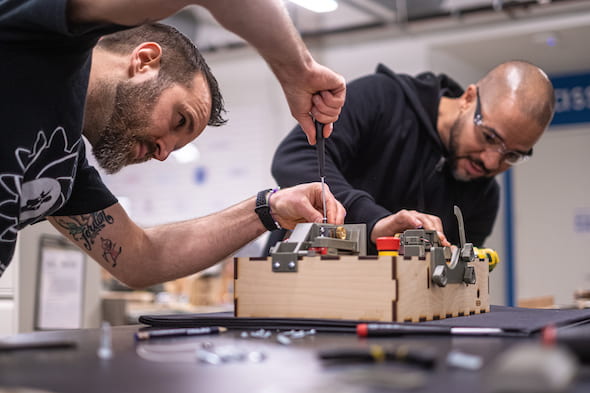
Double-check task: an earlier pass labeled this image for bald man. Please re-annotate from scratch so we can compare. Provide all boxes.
[271,61,555,253]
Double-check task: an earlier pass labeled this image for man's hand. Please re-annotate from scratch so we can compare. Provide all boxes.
[279,60,346,145]
[269,183,345,229]
[371,209,451,247]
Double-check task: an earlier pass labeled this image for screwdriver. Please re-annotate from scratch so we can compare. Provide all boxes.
[315,120,328,233]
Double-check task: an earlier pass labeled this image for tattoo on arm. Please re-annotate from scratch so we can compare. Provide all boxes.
[100,237,122,268]
[56,210,121,266]
[56,210,114,250]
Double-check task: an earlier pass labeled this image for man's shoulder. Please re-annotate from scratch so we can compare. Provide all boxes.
[374,63,463,98]
[346,67,408,100]
[373,63,435,84]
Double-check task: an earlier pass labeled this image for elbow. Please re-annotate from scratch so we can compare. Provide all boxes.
[120,280,149,291]
[109,271,158,291]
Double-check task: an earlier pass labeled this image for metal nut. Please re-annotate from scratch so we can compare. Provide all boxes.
[432,264,448,287]
[335,226,347,240]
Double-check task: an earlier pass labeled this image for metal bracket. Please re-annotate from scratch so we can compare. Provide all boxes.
[427,206,478,287]
[272,255,299,273]
[400,229,440,258]
[269,223,367,273]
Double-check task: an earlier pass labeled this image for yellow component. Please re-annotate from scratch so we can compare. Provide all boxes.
[370,345,386,362]
[474,247,500,272]
[378,251,399,256]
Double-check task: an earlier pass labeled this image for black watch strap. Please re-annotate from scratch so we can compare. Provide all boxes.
[255,189,281,231]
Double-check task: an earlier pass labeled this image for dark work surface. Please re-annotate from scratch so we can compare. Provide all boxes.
[140,305,590,336]
[1,324,590,393]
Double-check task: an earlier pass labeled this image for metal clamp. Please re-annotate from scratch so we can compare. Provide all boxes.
[430,206,477,287]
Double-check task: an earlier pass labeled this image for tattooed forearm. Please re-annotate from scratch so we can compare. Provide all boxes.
[100,237,122,268]
[56,210,115,251]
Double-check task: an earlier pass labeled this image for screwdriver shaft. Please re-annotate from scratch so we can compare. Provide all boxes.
[320,177,327,224]
[315,121,328,225]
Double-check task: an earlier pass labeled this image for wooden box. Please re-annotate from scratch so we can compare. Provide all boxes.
[234,254,489,322]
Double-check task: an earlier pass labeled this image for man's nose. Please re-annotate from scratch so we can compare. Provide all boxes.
[479,150,503,172]
[153,138,173,161]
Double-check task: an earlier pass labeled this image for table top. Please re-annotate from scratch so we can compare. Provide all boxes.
[0,324,589,393]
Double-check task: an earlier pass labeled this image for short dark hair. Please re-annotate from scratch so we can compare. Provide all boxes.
[97,23,227,126]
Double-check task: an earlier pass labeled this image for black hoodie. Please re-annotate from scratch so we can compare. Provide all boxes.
[271,64,499,253]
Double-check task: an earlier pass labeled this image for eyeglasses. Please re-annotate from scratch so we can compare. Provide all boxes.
[473,88,533,166]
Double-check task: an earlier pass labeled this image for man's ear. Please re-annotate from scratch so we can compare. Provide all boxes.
[128,42,162,78]
[460,84,478,111]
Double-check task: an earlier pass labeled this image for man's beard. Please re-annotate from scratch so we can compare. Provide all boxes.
[447,116,491,182]
[91,78,163,174]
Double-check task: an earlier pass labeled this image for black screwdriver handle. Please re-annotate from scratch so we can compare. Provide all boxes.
[315,120,325,177]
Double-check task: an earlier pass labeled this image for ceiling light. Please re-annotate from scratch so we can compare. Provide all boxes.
[288,0,338,13]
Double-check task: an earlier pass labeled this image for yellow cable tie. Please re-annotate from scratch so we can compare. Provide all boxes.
[370,345,386,363]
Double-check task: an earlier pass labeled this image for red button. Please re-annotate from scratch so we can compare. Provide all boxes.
[376,237,400,251]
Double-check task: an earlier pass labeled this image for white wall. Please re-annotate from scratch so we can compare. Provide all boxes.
[513,125,590,305]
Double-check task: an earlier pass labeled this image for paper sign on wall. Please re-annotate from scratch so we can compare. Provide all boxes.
[35,236,85,330]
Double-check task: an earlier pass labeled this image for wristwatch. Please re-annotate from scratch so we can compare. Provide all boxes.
[255,189,281,231]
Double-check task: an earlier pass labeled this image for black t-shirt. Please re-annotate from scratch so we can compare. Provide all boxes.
[0,0,122,275]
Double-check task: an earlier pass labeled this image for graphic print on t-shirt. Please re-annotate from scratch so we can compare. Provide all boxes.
[0,127,79,258]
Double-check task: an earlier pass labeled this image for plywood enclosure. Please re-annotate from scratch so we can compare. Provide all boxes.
[234,255,489,322]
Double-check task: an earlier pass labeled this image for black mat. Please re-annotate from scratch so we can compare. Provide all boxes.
[138,306,590,336]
